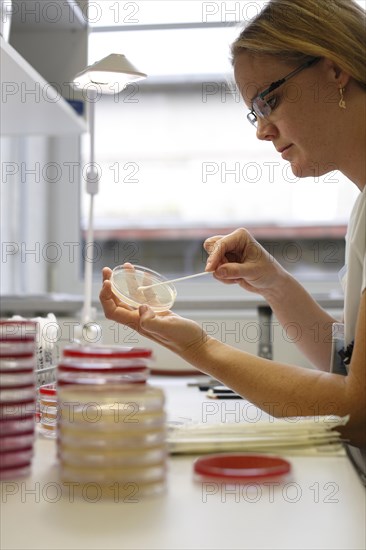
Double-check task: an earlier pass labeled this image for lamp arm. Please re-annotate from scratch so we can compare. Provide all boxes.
[82,89,100,330]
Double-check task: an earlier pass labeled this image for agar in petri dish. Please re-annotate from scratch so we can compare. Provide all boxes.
[111,264,177,312]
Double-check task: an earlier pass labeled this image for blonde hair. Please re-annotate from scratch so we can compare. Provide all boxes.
[231,0,366,90]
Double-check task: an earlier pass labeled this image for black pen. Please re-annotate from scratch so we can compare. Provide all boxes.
[206,389,243,400]
[211,385,236,394]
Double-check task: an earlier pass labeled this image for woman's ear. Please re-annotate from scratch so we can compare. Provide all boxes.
[322,57,351,88]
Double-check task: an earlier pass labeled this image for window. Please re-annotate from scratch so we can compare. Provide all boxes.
[80,1,360,290]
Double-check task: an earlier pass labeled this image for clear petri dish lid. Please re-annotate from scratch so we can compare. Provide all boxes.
[63,344,153,359]
[111,264,177,312]
[193,453,291,482]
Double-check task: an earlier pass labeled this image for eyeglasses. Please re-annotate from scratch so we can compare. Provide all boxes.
[247,57,321,127]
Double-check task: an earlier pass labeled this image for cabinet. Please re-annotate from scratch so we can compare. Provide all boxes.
[0,1,88,295]
[1,0,88,135]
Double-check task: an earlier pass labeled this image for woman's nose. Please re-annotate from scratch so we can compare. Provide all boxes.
[256,117,277,141]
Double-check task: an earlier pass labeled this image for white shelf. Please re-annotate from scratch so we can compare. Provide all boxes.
[0,36,86,135]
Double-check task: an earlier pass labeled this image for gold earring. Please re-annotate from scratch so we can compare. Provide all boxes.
[339,87,346,109]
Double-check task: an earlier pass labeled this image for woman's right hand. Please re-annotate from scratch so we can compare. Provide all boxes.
[204,228,285,296]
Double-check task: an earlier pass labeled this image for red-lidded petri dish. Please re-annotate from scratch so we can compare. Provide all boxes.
[38,384,58,438]
[39,384,57,406]
[62,345,153,360]
[0,385,36,403]
[0,431,35,451]
[0,321,37,341]
[57,365,149,385]
[0,400,36,420]
[193,453,291,483]
[39,383,57,397]
[0,370,35,387]
[0,446,34,468]
[0,356,36,371]
[58,346,153,385]
[0,415,35,435]
[0,462,31,480]
[0,340,36,357]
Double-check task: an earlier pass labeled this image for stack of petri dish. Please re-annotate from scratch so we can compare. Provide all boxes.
[38,383,57,438]
[0,320,37,479]
[58,384,167,498]
[57,345,153,386]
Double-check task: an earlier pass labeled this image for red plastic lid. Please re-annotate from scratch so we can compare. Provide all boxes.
[0,369,34,374]
[0,354,35,363]
[39,385,57,396]
[0,337,35,343]
[0,383,35,390]
[0,413,35,422]
[0,430,35,439]
[194,453,291,480]
[63,345,153,359]
[0,445,33,456]
[57,363,149,373]
[0,461,32,472]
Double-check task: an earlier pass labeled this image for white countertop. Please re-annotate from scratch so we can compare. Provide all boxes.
[1,377,365,550]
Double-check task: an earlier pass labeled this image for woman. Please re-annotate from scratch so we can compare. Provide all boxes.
[100,0,365,460]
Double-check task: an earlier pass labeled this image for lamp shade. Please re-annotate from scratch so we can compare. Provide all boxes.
[73,53,147,93]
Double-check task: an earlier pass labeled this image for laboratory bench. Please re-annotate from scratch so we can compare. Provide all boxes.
[1,376,365,550]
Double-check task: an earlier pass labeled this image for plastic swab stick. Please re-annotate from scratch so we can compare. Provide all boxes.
[138,270,214,291]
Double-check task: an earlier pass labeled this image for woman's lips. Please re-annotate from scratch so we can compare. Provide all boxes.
[279,145,293,159]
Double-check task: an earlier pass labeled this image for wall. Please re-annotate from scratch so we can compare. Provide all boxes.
[46,302,342,376]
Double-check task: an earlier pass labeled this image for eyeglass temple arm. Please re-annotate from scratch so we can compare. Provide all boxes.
[259,58,320,99]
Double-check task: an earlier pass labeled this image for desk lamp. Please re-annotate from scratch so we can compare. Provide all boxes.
[72,54,147,337]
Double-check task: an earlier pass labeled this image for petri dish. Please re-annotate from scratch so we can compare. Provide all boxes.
[0,463,32,480]
[111,264,177,312]
[62,345,153,360]
[59,346,153,384]
[59,427,166,448]
[0,431,35,451]
[0,415,35,435]
[0,447,34,468]
[60,446,167,467]
[194,453,291,482]
[60,462,166,484]
[0,370,35,387]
